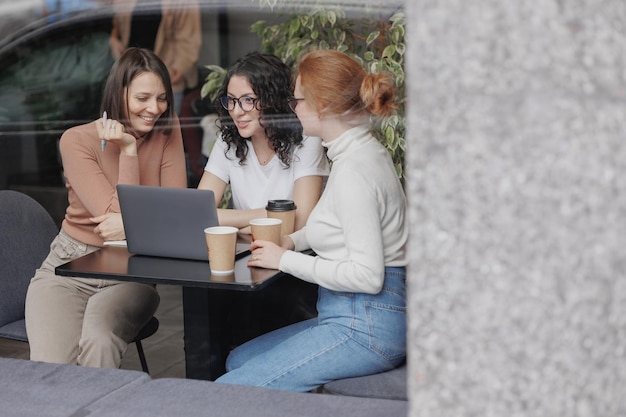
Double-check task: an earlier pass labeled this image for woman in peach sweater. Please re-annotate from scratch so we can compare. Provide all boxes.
[25,48,187,368]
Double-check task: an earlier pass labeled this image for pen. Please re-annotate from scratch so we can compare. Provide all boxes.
[101,111,107,152]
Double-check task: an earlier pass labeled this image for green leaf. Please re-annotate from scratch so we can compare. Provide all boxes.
[393,23,405,38]
[288,18,301,37]
[203,64,224,74]
[387,114,400,129]
[302,16,310,29]
[319,13,328,27]
[395,164,403,179]
[385,126,395,143]
[336,30,346,45]
[389,12,404,24]
[387,61,405,83]
[200,84,211,100]
[328,11,337,26]
[395,42,406,56]
[382,44,396,59]
[366,30,380,46]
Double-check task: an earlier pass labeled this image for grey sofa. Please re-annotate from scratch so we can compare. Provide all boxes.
[0,357,407,417]
[323,363,407,401]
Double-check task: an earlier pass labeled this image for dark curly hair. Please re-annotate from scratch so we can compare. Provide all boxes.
[214,52,303,167]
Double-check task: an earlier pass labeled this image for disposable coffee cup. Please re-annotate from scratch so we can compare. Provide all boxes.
[265,199,297,236]
[210,272,235,283]
[204,226,238,275]
[249,218,282,245]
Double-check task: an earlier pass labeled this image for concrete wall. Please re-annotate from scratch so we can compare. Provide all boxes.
[405,1,626,416]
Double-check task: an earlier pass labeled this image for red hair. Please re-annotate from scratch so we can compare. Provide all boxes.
[297,50,397,119]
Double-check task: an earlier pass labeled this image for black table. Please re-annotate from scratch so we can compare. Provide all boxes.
[55,244,288,380]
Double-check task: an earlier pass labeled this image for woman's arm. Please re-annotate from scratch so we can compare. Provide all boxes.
[161,2,202,82]
[216,207,266,230]
[92,120,186,241]
[279,170,386,294]
[109,28,124,59]
[59,123,138,242]
[198,171,265,229]
[292,175,323,231]
[197,171,226,205]
[290,136,329,230]
[60,122,137,217]
[108,13,126,59]
[199,172,322,231]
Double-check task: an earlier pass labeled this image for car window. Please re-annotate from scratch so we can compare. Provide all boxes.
[0,17,113,217]
[0,27,112,126]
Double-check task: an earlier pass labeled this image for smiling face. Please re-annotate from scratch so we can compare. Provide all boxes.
[226,74,265,141]
[125,71,168,137]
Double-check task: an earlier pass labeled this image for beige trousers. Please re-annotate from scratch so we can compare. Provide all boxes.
[25,230,159,368]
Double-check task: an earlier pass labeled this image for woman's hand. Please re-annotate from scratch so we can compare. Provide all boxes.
[91,213,126,241]
[169,67,182,85]
[280,235,295,250]
[109,37,125,59]
[248,240,287,270]
[96,116,137,156]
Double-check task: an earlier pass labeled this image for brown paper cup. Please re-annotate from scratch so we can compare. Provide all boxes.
[249,218,282,245]
[204,226,238,275]
[266,199,297,236]
[210,272,235,282]
[266,209,295,235]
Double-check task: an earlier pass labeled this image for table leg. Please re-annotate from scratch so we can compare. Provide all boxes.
[182,287,229,380]
[181,279,318,380]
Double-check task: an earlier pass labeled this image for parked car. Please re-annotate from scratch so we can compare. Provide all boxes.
[0,7,117,225]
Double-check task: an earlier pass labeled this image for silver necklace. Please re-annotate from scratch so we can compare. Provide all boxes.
[256,148,275,165]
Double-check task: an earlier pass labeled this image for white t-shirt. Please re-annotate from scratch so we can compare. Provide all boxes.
[204,135,329,209]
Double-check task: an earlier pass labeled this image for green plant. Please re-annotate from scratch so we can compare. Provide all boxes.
[202,1,406,181]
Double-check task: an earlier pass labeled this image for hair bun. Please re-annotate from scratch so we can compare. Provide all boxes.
[360,72,397,118]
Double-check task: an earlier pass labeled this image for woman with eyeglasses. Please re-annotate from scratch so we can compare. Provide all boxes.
[197,52,329,233]
[215,50,407,392]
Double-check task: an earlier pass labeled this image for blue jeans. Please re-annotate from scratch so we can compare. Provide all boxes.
[216,267,407,392]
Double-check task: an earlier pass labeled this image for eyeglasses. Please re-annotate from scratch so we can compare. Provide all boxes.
[287,97,305,112]
[220,96,259,112]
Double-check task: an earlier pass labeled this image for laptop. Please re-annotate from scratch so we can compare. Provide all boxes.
[117,184,249,261]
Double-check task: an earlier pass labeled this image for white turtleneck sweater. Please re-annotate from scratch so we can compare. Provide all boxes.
[278,125,408,294]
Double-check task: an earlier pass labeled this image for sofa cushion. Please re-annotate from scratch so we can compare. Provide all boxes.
[0,318,27,341]
[322,364,408,401]
[83,378,407,417]
[0,357,151,417]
